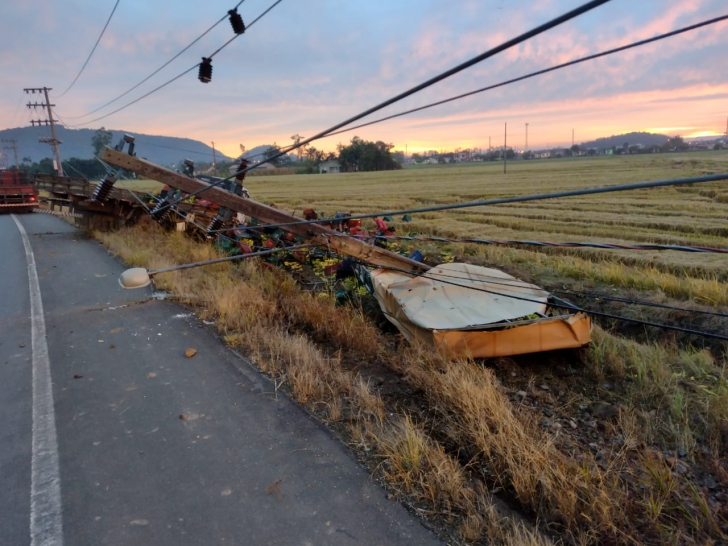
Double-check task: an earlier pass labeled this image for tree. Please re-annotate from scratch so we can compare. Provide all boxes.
[91,127,113,156]
[661,136,689,152]
[412,153,423,163]
[290,134,305,162]
[570,144,581,155]
[263,143,282,166]
[338,137,401,172]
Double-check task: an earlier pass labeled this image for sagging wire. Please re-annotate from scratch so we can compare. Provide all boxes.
[324,14,728,139]
[353,235,728,254]
[64,0,248,119]
[154,0,612,214]
[57,0,122,97]
[64,0,282,127]
[381,266,728,323]
[382,266,728,342]
[205,173,728,233]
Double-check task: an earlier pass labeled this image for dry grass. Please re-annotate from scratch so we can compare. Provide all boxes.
[96,173,728,544]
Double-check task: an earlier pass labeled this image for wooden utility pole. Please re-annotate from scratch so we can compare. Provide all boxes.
[102,147,430,272]
[211,141,218,175]
[1,139,19,169]
[503,123,507,174]
[25,87,63,176]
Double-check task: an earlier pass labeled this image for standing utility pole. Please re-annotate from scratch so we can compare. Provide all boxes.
[25,87,63,176]
[503,123,507,175]
[525,123,529,151]
[572,128,575,148]
[211,141,218,175]
[1,139,19,169]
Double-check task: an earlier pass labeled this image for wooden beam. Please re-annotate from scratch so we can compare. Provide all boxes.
[102,147,429,272]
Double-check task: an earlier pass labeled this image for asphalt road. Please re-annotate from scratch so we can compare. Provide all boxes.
[0,213,441,546]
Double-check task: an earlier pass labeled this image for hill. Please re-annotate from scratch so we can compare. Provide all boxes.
[0,125,234,167]
[580,132,669,150]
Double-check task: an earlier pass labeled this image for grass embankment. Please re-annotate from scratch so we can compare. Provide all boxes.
[97,224,728,544]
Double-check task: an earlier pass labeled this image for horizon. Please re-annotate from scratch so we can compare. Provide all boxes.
[1,0,726,158]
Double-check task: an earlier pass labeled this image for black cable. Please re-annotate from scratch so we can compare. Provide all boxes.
[66,67,197,127]
[385,266,728,342]
[207,172,728,231]
[57,0,122,97]
[172,10,728,193]
[155,0,612,213]
[65,0,246,118]
[552,289,728,318]
[325,14,728,138]
[67,0,282,128]
[208,0,283,59]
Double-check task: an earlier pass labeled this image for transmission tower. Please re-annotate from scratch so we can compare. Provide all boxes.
[24,87,63,176]
[1,139,19,169]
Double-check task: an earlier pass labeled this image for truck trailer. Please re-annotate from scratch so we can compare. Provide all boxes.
[0,170,37,213]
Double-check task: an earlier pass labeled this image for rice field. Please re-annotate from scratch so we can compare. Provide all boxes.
[243,151,728,305]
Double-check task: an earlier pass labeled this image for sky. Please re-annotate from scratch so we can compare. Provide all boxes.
[0,0,726,158]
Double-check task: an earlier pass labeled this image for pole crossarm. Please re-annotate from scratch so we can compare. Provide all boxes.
[102,147,429,272]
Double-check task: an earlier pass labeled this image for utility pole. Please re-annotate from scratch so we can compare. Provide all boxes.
[572,128,575,148]
[211,141,218,175]
[25,87,63,176]
[525,123,529,151]
[489,136,491,151]
[503,122,507,175]
[1,139,19,169]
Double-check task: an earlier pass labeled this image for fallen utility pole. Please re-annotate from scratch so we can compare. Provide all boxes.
[102,147,429,272]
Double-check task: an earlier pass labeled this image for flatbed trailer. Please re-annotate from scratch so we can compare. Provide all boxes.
[0,170,37,213]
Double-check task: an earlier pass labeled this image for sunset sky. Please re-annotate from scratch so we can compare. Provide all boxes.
[1,0,726,157]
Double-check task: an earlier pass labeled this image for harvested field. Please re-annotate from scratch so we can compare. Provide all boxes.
[97,150,728,545]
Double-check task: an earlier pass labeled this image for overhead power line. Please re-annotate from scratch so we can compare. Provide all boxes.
[66,0,283,128]
[57,0,122,98]
[324,14,728,138]
[156,0,613,213]
[176,11,728,180]
[66,0,247,119]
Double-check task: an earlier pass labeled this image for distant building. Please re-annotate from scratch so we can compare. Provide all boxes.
[319,159,341,174]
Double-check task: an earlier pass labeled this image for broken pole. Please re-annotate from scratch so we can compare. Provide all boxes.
[102,147,430,272]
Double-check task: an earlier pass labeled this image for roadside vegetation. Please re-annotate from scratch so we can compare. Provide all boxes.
[97,188,727,545]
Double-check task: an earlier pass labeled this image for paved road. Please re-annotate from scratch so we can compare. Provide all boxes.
[0,213,441,546]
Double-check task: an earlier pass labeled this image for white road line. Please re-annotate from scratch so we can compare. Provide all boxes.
[11,214,64,546]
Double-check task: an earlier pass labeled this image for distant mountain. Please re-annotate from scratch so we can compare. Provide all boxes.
[580,132,669,150]
[0,125,234,167]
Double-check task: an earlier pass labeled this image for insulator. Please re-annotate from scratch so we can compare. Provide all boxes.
[198,58,213,83]
[150,201,171,222]
[206,216,224,236]
[228,9,246,34]
[183,159,195,177]
[91,176,116,203]
[235,159,249,182]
